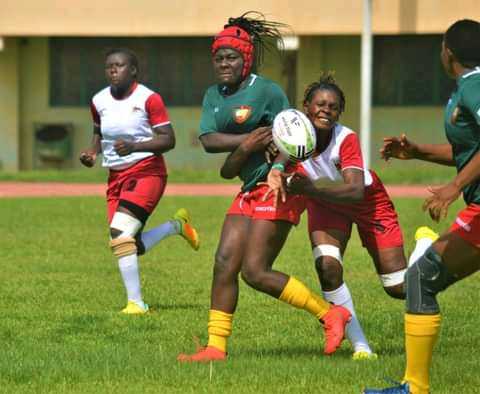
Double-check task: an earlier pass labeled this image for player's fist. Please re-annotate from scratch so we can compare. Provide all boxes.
[380,133,417,161]
[79,150,97,167]
[114,139,135,156]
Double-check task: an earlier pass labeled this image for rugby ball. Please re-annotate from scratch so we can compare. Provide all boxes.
[272,109,316,162]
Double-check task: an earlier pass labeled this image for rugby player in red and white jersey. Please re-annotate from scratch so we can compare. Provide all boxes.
[265,73,438,359]
[79,48,199,315]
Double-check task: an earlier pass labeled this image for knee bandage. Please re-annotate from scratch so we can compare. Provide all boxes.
[379,269,407,287]
[405,246,456,314]
[312,244,342,264]
[109,212,142,257]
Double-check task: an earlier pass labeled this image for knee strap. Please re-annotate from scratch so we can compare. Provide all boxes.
[110,237,137,258]
[110,212,142,238]
[405,246,456,314]
[379,269,406,287]
[312,244,342,264]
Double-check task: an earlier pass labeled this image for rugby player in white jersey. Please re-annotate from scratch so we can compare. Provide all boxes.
[80,48,199,314]
[264,73,438,359]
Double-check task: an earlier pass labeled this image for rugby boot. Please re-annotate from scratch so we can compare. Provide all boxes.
[352,350,378,361]
[121,300,149,315]
[321,305,351,355]
[177,346,227,363]
[363,382,410,393]
[415,226,439,242]
[174,208,200,251]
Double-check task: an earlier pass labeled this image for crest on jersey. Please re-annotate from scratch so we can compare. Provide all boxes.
[233,106,252,124]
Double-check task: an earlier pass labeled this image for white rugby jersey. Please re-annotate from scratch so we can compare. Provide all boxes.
[90,82,170,170]
[301,123,373,187]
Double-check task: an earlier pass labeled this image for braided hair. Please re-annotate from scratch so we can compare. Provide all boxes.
[223,11,288,71]
[303,72,346,113]
[445,19,480,68]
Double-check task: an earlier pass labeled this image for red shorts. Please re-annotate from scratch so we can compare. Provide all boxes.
[227,184,306,225]
[306,171,403,251]
[106,156,167,223]
[449,203,480,249]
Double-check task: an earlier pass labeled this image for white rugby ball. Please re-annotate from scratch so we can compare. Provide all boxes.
[272,109,316,162]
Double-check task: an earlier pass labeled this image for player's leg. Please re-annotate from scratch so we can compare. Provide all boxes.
[311,228,375,359]
[364,204,480,394]
[111,173,166,313]
[240,219,351,355]
[177,214,251,362]
[139,207,199,253]
[110,204,147,314]
[355,178,407,299]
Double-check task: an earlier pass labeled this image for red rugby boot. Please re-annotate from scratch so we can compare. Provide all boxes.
[321,305,351,355]
[177,346,227,363]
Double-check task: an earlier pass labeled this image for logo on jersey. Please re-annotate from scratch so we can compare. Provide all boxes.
[233,106,252,124]
[132,106,143,113]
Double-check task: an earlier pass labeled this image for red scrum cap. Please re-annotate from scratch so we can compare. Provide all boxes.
[212,26,254,79]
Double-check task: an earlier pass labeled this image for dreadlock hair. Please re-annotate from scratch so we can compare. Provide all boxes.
[444,19,480,69]
[105,47,140,79]
[303,72,346,114]
[225,11,288,70]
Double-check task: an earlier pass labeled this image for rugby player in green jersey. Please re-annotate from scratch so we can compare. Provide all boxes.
[364,19,480,394]
[178,12,351,363]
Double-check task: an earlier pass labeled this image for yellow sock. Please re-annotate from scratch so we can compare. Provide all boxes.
[403,313,441,394]
[279,276,331,319]
[207,309,233,353]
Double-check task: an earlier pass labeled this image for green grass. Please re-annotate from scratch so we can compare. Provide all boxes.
[0,168,238,184]
[1,196,478,393]
[0,162,456,185]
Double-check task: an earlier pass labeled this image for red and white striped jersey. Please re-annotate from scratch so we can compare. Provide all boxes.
[91,82,170,170]
[301,123,373,187]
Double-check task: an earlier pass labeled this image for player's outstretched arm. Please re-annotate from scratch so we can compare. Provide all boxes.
[381,133,454,166]
[220,127,272,179]
[79,128,102,168]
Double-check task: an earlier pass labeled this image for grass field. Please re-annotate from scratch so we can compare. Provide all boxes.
[0,161,457,185]
[1,196,479,393]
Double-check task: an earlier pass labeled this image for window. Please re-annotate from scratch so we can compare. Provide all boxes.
[373,35,455,106]
[50,37,215,106]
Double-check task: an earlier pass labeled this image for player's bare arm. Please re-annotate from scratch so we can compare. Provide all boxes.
[288,168,365,204]
[424,149,480,222]
[381,133,454,165]
[220,127,272,179]
[114,124,176,157]
[79,127,102,167]
[199,132,251,153]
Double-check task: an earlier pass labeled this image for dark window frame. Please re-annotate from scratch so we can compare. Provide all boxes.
[373,34,455,106]
[49,37,215,107]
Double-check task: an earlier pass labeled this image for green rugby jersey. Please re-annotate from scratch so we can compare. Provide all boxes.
[199,74,289,191]
[444,67,480,204]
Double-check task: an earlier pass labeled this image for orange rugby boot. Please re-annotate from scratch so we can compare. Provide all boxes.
[177,346,227,363]
[321,305,352,355]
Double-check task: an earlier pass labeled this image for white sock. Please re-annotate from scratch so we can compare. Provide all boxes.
[408,237,434,267]
[323,283,372,353]
[141,220,180,252]
[118,253,144,306]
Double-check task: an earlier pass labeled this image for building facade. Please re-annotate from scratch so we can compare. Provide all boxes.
[0,0,478,171]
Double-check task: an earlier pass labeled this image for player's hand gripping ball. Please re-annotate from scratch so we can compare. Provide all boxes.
[272,109,316,162]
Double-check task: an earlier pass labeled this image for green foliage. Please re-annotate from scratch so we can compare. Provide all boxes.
[0,196,478,393]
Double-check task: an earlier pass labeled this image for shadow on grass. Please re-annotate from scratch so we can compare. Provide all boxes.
[149,303,203,311]
[240,344,352,359]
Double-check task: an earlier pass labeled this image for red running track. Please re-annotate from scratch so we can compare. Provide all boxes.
[0,182,433,198]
